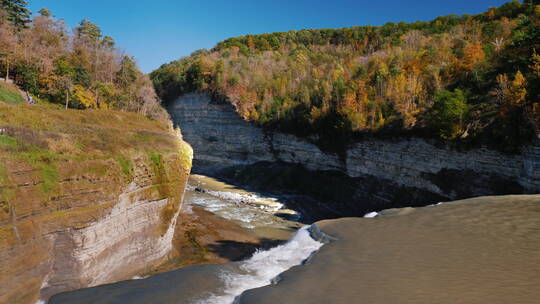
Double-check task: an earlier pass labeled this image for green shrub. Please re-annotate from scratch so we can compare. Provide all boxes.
[115,155,133,181]
[430,89,469,140]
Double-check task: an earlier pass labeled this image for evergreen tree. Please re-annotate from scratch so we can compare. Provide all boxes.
[75,19,102,42]
[0,0,30,29]
[116,56,138,88]
[38,8,51,18]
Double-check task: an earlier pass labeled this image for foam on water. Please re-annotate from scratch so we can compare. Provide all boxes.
[185,175,301,232]
[190,194,291,229]
[194,226,324,304]
[363,211,379,218]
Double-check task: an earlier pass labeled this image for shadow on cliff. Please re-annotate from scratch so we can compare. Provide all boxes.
[214,161,451,223]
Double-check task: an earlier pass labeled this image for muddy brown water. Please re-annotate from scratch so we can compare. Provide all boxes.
[240,195,540,304]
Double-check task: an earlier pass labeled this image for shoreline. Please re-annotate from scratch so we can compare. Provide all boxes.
[139,174,300,276]
[144,206,289,275]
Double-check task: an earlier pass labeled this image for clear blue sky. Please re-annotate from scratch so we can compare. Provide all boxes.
[28,0,511,73]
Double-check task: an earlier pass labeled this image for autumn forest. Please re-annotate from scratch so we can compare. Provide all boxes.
[152,0,540,153]
[0,1,165,118]
[1,0,539,153]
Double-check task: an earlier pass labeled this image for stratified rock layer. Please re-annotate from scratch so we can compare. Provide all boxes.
[169,93,539,201]
[0,145,192,304]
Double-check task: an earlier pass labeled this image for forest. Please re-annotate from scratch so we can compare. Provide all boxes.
[0,0,165,118]
[151,0,540,153]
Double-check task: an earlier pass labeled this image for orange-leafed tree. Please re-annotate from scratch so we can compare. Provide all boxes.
[461,41,486,71]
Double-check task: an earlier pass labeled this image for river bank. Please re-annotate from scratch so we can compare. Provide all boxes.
[160,174,303,270]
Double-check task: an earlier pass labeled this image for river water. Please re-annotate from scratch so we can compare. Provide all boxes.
[49,179,540,304]
[240,195,540,304]
[49,175,316,304]
[184,174,302,240]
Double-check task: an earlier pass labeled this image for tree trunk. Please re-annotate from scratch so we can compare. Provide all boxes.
[65,91,69,109]
[5,60,9,82]
[95,87,99,108]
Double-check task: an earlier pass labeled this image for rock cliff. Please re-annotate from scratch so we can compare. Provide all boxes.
[0,105,193,303]
[169,93,539,215]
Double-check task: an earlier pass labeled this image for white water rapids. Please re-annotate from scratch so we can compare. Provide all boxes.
[194,226,324,304]
[186,174,300,230]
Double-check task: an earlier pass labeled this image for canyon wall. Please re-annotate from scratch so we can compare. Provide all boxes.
[0,144,192,303]
[169,93,539,204]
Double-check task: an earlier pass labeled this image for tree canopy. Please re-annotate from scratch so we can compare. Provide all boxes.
[0,0,30,29]
[151,0,540,152]
[0,1,165,119]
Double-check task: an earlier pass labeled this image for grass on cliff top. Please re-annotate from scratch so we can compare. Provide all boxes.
[0,82,24,105]
[0,104,186,196]
[0,103,179,156]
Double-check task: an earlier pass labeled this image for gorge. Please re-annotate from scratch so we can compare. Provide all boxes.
[1,1,540,303]
[168,92,540,219]
[47,88,540,304]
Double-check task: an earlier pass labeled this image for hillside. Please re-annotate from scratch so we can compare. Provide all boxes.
[0,3,165,118]
[151,0,540,153]
[0,3,200,303]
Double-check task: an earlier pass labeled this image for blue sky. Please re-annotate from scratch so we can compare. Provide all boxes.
[29,0,511,73]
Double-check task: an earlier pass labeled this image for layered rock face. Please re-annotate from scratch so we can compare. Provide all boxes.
[169,93,539,202]
[0,148,192,303]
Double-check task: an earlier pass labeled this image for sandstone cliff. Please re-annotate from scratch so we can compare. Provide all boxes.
[0,105,192,303]
[169,93,539,216]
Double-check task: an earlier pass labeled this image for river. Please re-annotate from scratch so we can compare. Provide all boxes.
[184,174,302,240]
[49,179,540,304]
[49,174,316,304]
[240,195,540,304]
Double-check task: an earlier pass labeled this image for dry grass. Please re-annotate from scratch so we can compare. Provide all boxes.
[0,103,190,208]
[0,104,177,156]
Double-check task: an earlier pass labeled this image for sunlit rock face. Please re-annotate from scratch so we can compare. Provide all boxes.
[169,92,539,201]
[39,181,180,299]
[0,150,192,304]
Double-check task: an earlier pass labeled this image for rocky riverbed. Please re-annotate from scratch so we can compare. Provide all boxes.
[142,174,303,275]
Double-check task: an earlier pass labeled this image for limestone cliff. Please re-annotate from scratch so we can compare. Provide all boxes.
[0,105,192,303]
[169,93,539,214]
